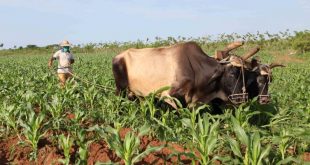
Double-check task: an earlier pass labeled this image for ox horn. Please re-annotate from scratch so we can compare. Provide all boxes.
[242,46,260,60]
[214,41,244,60]
[224,41,244,52]
[269,62,285,69]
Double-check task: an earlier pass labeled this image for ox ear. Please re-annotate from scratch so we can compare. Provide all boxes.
[260,69,269,75]
[259,65,270,75]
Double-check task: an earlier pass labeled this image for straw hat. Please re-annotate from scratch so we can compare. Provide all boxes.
[60,40,71,47]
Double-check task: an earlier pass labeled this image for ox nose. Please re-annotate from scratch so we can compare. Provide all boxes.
[259,96,270,104]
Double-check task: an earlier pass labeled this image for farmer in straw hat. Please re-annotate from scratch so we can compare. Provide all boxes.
[48,40,75,87]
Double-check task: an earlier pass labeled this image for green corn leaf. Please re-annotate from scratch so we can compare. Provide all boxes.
[137,123,150,137]
[231,116,249,146]
[257,144,271,164]
[227,138,243,158]
[252,132,261,163]
[181,118,192,128]
[275,156,301,165]
[132,145,164,164]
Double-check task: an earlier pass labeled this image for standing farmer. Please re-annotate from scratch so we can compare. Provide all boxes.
[48,40,75,87]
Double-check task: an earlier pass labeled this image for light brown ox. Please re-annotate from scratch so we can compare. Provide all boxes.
[112,42,257,108]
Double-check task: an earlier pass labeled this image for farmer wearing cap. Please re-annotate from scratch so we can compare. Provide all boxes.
[48,40,75,87]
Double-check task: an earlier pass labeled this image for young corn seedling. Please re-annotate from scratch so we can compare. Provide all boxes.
[140,86,171,119]
[270,127,306,164]
[58,134,74,165]
[234,105,261,128]
[67,108,87,137]
[45,94,65,129]
[20,112,46,160]
[0,103,22,139]
[102,124,163,165]
[182,113,220,165]
[273,129,295,160]
[75,129,92,165]
[227,116,271,165]
[83,86,98,109]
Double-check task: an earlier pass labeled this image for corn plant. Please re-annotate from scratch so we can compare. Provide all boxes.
[273,129,295,160]
[67,107,88,138]
[75,129,92,165]
[182,113,220,165]
[101,124,163,165]
[139,86,171,119]
[227,116,271,165]
[0,103,22,139]
[20,112,46,160]
[45,94,65,129]
[270,125,309,164]
[233,104,261,128]
[82,86,98,109]
[58,134,74,165]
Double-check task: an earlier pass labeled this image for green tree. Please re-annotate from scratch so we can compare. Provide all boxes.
[292,30,310,53]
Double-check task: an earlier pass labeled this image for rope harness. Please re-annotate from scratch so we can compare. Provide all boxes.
[227,62,248,104]
[258,68,271,103]
[49,68,115,92]
[67,71,115,91]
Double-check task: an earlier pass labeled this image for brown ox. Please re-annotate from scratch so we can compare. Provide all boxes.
[112,42,253,108]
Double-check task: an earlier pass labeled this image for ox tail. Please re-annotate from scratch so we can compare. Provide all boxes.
[112,57,129,97]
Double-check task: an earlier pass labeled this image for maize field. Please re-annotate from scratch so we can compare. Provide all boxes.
[0,43,310,165]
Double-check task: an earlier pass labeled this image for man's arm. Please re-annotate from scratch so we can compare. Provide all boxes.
[48,56,54,68]
[49,51,58,68]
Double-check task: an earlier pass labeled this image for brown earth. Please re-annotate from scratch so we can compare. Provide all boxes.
[304,152,310,162]
[271,50,304,64]
[0,128,196,165]
[1,128,309,164]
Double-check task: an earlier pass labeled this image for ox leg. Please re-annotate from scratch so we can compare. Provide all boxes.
[112,58,128,97]
[160,91,179,109]
[168,79,193,108]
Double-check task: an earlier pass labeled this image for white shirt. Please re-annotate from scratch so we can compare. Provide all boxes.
[53,50,74,73]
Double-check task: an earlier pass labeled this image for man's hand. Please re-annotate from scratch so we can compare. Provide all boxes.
[70,59,75,64]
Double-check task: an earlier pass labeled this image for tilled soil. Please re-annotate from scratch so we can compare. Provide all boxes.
[0,128,196,165]
[0,128,309,164]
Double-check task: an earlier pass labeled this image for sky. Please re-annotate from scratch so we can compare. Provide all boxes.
[1,0,310,48]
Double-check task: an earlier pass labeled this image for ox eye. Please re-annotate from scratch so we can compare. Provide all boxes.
[229,72,236,77]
